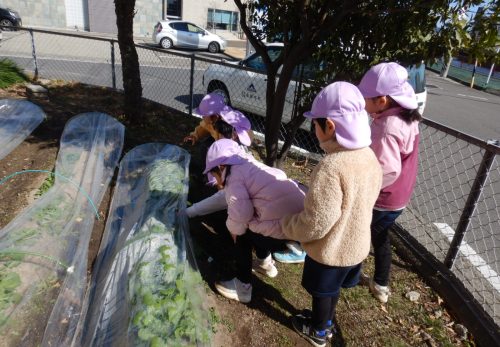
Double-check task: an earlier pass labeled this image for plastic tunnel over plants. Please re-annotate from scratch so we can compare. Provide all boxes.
[0,99,45,160]
[76,143,211,347]
[0,113,124,346]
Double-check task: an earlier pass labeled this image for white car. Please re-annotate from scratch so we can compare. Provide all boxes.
[202,43,310,126]
[153,20,226,53]
[406,62,427,115]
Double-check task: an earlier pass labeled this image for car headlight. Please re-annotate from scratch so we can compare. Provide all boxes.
[8,11,18,18]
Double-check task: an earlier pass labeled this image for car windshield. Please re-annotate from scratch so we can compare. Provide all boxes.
[407,62,426,93]
[244,46,283,72]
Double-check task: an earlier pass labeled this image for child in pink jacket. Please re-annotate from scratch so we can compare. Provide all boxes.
[358,62,422,303]
[203,139,305,303]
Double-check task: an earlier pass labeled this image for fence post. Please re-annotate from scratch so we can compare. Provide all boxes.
[444,140,499,269]
[28,29,39,81]
[110,40,116,90]
[188,54,195,116]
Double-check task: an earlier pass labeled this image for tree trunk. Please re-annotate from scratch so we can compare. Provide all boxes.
[115,0,143,125]
[440,55,453,78]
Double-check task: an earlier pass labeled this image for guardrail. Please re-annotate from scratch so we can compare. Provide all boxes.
[1,26,499,345]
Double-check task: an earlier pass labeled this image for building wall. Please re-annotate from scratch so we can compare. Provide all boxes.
[134,0,164,37]
[182,0,239,30]
[1,0,66,28]
[88,0,116,34]
[1,0,239,37]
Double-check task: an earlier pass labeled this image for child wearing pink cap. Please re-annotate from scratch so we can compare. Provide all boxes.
[358,62,422,304]
[281,82,382,346]
[183,93,253,146]
[202,139,305,304]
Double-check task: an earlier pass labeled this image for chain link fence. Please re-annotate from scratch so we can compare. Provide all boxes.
[1,27,499,332]
[397,120,500,327]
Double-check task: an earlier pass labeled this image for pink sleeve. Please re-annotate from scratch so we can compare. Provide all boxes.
[371,134,401,189]
[225,180,254,236]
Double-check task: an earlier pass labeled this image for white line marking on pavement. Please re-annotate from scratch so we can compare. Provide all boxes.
[457,94,488,101]
[434,222,500,292]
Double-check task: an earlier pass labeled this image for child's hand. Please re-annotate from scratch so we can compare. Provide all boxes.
[183,135,196,145]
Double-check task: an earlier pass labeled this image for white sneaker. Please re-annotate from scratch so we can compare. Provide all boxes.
[369,279,390,303]
[252,254,278,278]
[215,278,252,303]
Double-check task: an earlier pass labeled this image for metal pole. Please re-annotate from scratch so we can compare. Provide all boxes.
[470,58,478,88]
[485,47,499,86]
[188,54,195,116]
[29,29,39,81]
[444,140,499,269]
[110,41,116,90]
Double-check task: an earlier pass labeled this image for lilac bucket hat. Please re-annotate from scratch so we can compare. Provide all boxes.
[219,107,252,146]
[203,139,248,174]
[304,81,371,149]
[358,62,418,110]
[194,92,226,116]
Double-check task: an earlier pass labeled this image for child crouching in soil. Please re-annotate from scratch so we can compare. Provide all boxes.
[203,139,305,303]
[281,82,382,347]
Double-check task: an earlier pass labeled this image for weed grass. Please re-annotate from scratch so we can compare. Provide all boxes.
[0,59,28,88]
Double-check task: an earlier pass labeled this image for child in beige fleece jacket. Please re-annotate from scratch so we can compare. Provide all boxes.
[281,82,382,347]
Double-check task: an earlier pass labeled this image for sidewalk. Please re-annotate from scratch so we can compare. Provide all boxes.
[429,62,500,96]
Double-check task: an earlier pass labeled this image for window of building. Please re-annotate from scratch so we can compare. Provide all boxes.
[167,0,182,19]
[207,9,238,31]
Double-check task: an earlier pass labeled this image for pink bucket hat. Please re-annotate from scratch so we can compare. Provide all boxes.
[304,82,371,149]
[204,139,248,174]
[358,62,418,110]
[219,107,252,146]
[194,92,226,116]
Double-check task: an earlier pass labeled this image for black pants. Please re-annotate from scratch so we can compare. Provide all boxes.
[371,209,403,286]
[312,295,340,331]
[233,231,278,284]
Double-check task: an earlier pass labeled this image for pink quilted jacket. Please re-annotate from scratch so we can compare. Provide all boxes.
[224,159,305,239]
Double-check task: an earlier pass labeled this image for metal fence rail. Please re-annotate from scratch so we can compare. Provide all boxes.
[1,27,499,337]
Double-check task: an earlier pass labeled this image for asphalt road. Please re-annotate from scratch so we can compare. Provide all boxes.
[424,71,500,142]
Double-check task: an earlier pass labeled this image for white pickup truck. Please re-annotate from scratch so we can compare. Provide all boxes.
[201,43,311,130]
[202,43,427,132]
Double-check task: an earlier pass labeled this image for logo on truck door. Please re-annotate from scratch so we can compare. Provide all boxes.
[242,83,261,100]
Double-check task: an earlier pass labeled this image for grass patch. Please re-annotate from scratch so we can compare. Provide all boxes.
[0,59,28,88]
[35,171,55,197]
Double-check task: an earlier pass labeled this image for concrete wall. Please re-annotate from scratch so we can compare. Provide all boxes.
[88,0,116,34]
[1,0,66,28]
[182,0,239,30]
[134,0,164,37]
[0,0,239,37]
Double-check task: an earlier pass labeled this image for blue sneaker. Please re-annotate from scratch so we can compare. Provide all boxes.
[273,250,306,263]
[297,309,335,339]
[292,314,327,347]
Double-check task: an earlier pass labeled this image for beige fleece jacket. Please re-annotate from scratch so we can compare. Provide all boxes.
[281,139,382,267]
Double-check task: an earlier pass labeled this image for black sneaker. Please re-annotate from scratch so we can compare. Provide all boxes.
[297,309,335,339]
[292,314,327,347]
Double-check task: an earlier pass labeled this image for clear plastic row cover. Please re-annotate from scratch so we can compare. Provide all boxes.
[76,143,211,347]
[0,113,124,347]
[0,99,45,160]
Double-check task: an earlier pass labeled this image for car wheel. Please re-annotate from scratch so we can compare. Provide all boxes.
[0,19,14,31]
[160,37,173,49]
[208,82,230,105]
[208,42,219,54]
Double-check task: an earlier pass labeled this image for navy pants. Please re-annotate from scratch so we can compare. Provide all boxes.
[302,256,361,331]
[371,209,403,286]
